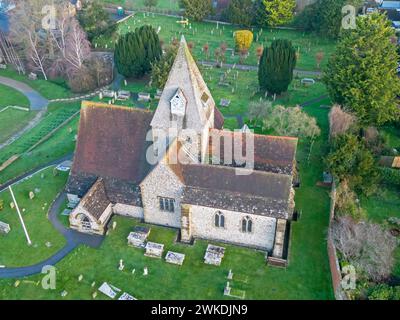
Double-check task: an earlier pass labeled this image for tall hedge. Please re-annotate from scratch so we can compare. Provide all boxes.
[258,39,296,94]
[114,25,162,78]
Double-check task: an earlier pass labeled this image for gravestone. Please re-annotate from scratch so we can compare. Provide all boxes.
[78,274,83,282]
[28,72,37,80]
[92,291,97,299]
[145,242,164,258]
[9,202,14,209]
[29,191,35,200]
[0,221,10,234]
[227,269,233,280]
[61,290,68,297]
[118,259,125,271]
[223,282,231,296]
[112,221,117,230]
[143,267,148,276]
[165,251,185,266]
[127,226,150,248]
[138,92,151,102]
[204,244,226,266]
[220,99,231,107]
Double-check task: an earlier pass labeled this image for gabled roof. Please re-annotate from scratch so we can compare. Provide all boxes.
[70,102,153,183]
[151,36,216,132]
[208,129,298,175]
[80,178,110,220]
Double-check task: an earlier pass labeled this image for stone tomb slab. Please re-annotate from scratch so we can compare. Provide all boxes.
[127,226,151,248]
[144,241,164,258]
[165,251,185,266]
[204,244,225,266]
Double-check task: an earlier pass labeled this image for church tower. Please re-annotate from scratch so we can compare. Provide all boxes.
[150,36,217,163]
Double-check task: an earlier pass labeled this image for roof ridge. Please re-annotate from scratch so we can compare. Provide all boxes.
[210,128,298,142]
[81,101,153,114]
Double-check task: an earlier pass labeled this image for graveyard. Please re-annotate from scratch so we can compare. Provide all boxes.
[0,167,68,267]
[94,12,336,71]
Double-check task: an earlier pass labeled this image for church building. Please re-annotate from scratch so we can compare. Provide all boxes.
[66,37,298,264]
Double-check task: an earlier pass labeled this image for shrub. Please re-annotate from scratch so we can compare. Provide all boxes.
[234,30,254,51]
[380,167,400,186]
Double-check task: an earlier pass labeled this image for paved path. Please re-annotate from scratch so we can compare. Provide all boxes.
[0,76,49,111]
[0,76,49,150]
[0,190,103,279]
[0,153,73,192]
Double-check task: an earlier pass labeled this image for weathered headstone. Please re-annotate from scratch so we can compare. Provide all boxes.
[29,191,35,200]
[118,259,125,271]
[143,267,148,276]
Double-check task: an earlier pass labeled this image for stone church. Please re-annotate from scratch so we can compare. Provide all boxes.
[66,37,298,263]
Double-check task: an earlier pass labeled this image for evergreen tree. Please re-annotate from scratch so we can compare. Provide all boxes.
[253,0,269,28]
[179,0,212,21]
[324,13,400,126]
[258,39,296,94]
[114,26,162,78]
[225,0,253,27]
[262,0,296,27]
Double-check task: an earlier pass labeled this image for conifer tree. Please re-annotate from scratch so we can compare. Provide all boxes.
[114,25,162,78]
[258,39,296,94]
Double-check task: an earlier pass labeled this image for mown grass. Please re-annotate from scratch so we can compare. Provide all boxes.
[0,69,71,100]
[94,13,336,71]
[0,102,80,185]
[0,167,68,267]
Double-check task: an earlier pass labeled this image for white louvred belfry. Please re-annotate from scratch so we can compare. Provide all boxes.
[170,88,186,117]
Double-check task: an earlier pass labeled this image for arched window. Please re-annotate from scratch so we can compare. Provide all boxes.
[214,211,225,228]
[241,216,252,233]
[79,214,92,231]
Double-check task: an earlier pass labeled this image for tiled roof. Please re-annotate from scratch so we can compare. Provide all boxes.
[71,102,153,183]
[80,178,110,220]
[208,129,298,175]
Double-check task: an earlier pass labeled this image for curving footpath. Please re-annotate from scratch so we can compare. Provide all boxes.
[0,76,49,111]
[0,165,104,279]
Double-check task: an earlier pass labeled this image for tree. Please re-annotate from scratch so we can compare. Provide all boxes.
[114,25,162,78]
[296,0,364,39]
[151,45,178,89]
[248,100,271,127]
[180,0,212,21]
[331,217,397,281]
[77,1,117,42]
[335,180,366,221]
[258,39,296,94]
[144,0,159,9]
[324,13,400,126]
[262,104,321,139]
[262,0,296,27]
[225,0,253,27]
[253,0,269,28]
[325,133,380,195]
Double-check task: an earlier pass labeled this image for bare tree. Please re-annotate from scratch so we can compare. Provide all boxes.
[64,18,90,73]
[331,217,398,281]
[329,104,356,139]
[9,0,50,79]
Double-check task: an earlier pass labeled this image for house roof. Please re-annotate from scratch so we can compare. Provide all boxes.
[80,178,110,220]
[151,36,216,132]
[70,102,153,183]
[208,129,298,175]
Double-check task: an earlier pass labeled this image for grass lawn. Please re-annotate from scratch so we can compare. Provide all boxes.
[0,167,68,267]
[0,68,71,100]
[105,0,180,10]
[0,109,37,145]
[108,66,328,117]
[94,13,336,71]
[0,98,334,300]
[0,102,80,185]
[0,84,30,108]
